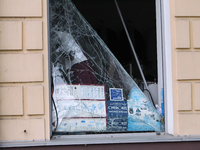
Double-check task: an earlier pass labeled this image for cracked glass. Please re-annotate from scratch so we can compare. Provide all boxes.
[50,0,164,134]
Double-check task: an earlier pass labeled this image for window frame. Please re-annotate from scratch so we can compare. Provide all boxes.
[47,0,174,138]
[160,0,173,135]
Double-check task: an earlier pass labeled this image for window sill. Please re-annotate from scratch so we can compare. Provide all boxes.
[1,133,200,148]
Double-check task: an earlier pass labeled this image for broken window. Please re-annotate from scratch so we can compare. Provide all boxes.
[50,0,164,135]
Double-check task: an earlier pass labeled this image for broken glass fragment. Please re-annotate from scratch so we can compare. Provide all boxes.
[50,0,164,134]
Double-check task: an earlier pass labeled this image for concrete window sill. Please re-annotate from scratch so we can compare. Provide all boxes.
[1,133,200,148]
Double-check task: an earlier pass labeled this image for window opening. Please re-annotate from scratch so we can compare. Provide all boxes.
[50,0,164,136]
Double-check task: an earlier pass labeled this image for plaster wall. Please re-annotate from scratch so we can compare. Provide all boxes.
[1,0,200,142]
[170,0,200,135]
[0,0,50,141]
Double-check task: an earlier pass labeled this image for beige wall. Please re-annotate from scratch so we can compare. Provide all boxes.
[170,0,200,135]
[0,0,50,141]
[1,0,200,142]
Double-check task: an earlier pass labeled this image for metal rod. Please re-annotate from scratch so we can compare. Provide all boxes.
[114,0,149,91]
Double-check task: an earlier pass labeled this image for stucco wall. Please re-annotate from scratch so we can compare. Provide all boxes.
[170,0,200,135]
[0,0,50,141]
[1,0,200,142]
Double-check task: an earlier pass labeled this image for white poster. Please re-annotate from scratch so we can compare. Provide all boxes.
[57,118,107,132]
[52,84,107,132]
[53,84,105,100]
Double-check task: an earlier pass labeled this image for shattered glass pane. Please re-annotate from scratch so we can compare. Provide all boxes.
[50,0,164,134]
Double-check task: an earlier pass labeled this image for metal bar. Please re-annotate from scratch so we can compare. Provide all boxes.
[114,0,149,91]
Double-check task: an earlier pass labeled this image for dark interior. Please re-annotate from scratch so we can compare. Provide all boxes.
[72,0,157,84]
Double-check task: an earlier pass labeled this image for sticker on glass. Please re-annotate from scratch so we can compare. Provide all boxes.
[110,88,123,101]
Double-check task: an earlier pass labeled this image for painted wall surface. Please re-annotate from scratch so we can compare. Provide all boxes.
[0,0,50,141]
[1,0,200,142]
[170,0,200,135]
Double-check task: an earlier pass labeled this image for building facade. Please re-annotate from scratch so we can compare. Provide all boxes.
[1,0,200,149]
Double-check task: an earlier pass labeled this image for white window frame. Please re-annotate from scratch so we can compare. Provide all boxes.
[48,0,174,138]
[160,0,173,135]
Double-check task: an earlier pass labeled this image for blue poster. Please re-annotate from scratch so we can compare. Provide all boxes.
[127,86,164,132]
[107,101,128,131]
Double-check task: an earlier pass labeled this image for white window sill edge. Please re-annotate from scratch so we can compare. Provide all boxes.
[1,133,200,148]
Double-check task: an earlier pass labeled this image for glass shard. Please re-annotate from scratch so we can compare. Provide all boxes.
[50,0,164,134]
